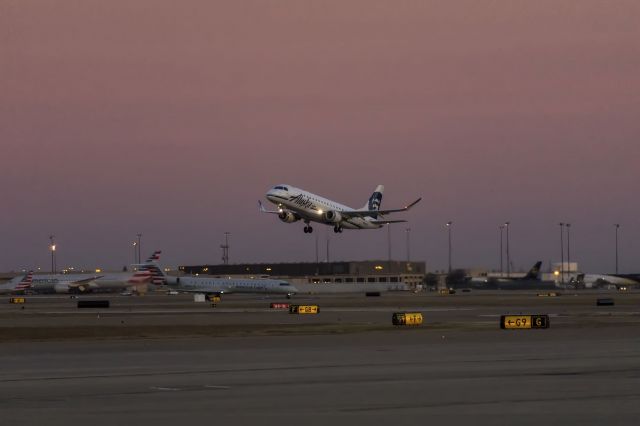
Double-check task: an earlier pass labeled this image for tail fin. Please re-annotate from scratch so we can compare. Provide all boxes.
[523,261,542,280]
[128,269,152,285]
[361,185,384,218]
[15,271,33,291]
[144,250,162,263]
[138,250,167,285]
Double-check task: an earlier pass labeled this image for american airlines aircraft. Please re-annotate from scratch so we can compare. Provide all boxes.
[30,252,159,293]
[141,251,298,297]
[259,184,421,233]
[168,276,298,297]
[0,271,33,294]
[31,270,152,294]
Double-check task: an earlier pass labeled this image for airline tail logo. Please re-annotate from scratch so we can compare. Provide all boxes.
[524,262,543,280]
[145,250,161,262]
[367,185,384,218]
[143,265,166,285]
[139,250,166,285]
[15,271,33,291]
[128,270,152,285]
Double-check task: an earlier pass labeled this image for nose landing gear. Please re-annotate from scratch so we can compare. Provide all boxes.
[333,225,343,233]
[303,221,314,233]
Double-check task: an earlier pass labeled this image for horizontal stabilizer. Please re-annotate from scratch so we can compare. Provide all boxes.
[347,197,422,218]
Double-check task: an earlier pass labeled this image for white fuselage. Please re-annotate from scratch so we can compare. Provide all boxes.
[167,276,298,295]
[581,274,639,288]
[266,185,381,229]
[31,273,147,293]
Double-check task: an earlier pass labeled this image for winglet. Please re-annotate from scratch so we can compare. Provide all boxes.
[405,198,422,210]
[258,200,282,214]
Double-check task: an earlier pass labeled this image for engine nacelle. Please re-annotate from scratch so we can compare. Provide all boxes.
[278,211,300,223]
[323,210,342,223]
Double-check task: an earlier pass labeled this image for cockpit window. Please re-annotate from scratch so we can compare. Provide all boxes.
[274,186,289,191]
[279,282,289,286]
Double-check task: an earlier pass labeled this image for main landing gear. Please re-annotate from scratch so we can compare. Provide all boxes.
[333,225,343,233]
[303,222,314,233]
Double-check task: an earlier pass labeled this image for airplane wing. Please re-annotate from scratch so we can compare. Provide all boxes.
[67,276,103,288]
[258,200,282,214]
[340,198,422,218]
[169,287,228,295]
[369,220,408,224]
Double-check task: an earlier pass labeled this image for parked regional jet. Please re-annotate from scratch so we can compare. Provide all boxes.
[0,271,33,294]
[140,252,298,297]
[169,276,298,298]
[259,184,421,233]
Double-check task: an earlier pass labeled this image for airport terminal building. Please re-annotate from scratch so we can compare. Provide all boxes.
[179,261,426,292]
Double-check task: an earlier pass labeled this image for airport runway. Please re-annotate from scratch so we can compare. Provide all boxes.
[1,291,639,425]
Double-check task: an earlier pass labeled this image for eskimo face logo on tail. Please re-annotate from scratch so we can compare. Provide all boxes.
[368,192,383,218]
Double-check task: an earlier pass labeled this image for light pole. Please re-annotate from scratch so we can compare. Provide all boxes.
[405,228,411,263]
[326,228,330,263]
[559,223,565,285]
[221,232,230,265]
[446,222,452,274]
[504,222,510,277]
[499,225,504,276]
[315,231,319,266]
[566,223,571,281]
[136,233,142,264]
[49,235,56,274]
[132,241,137,265]
[615,224,620,274]
[387,224,392,267]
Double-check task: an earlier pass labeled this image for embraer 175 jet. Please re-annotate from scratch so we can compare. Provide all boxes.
[259,184,421,233]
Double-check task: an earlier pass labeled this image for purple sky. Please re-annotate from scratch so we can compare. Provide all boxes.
[2,1,639,273]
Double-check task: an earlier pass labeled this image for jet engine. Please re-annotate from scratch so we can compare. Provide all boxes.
[323,210,342,223]
[278,211,300,223]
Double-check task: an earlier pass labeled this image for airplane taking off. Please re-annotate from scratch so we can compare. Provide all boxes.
[0,271,33,294]
[260,184,421,233]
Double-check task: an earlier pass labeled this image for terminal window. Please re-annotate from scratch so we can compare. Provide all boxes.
[357,277,365,283]
[367,277,375,283]
[379,277,387,282]
[345,278,354,283]
[390,277,398,283]
[334,278,342,283]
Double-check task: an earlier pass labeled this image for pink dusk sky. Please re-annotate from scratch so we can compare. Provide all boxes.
[1,1,639,273]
